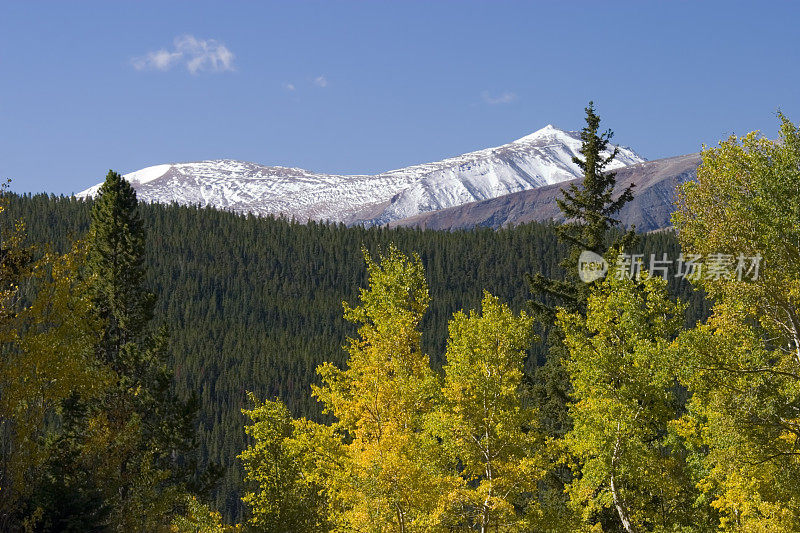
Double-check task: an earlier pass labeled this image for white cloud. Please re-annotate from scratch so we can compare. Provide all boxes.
[481,90,517,105]
[132,35,235,74]
[313,75,328,88]
[131,48,182,71]
[283,82,296,91]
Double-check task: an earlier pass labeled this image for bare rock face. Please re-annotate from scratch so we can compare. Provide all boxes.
[76,125,643,226]
[389,153,702,233]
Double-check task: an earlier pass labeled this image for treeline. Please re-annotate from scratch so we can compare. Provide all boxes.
[4,194,705,523]
[235,112,800,530]
[5,108,798,530]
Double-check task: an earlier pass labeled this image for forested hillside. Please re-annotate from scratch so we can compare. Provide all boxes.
[5,193,708,520]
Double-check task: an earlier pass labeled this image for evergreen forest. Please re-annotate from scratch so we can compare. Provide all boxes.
[3,189,706,524]
[3,109,799,532]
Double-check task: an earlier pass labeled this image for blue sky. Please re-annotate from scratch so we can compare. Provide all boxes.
[2,1,798,195]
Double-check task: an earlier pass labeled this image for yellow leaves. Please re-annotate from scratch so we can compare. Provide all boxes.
[669,413,706,452]
[2,240,108,410]
[308,247,448,530]
[0,226,111,506]
[706,467,800,532]
[691,390,800,530]
[676,116,800,311]
[269,251,549,531]
[671,116,800,529]
[171,495,231,533]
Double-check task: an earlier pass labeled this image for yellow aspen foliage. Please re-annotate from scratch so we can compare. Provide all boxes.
[0,199,110,518]
[311,246,450,532]
[433,291,544,532]
[674,114,800,531]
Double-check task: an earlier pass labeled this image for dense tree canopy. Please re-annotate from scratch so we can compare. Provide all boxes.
[4,113,799,531]
[4,190,706,522]
[673,114,800,530]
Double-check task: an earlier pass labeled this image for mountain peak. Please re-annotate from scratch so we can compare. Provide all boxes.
[512,124,573,144]
[76,126,644,226]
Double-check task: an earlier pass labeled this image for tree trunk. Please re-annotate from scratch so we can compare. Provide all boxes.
[611,422,636,533]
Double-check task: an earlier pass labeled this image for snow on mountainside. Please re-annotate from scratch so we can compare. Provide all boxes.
[76,125,645,226]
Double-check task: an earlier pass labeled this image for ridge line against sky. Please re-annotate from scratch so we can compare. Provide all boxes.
[1,0,798,195]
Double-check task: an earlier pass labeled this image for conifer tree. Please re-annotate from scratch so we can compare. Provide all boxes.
[527,103,638,438]
[525,104,638,524]
[87,169,154,367]
[528,101,636,320]
[50,170,204,530]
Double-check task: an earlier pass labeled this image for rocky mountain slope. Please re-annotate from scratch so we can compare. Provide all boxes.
[76,125,644,226]
[389,153,702,232]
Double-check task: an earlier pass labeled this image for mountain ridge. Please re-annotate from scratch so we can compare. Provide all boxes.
[389,153,702,232]
[76,125,644,226]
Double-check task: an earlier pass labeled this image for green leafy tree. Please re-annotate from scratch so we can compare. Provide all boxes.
[239,394,330,532]
[433,292,543,532]
[0,183,112,528]
[673,114,800,530]
[559,273,706,532]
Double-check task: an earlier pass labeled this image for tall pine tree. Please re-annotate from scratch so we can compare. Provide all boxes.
[526,104,637,526]
[528,101,636,321]
[528,102,637,438]
[43,171,205,531]
[87,170,154,367]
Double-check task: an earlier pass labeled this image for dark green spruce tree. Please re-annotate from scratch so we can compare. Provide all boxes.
[35,171,207,531]
[528,101,636,323]
[88,170,154,365]
[526,103,637,527]
[529,102,638,431]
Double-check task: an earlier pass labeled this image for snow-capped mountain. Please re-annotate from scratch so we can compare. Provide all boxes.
[76,125,645,226]
[390,153,703,233]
